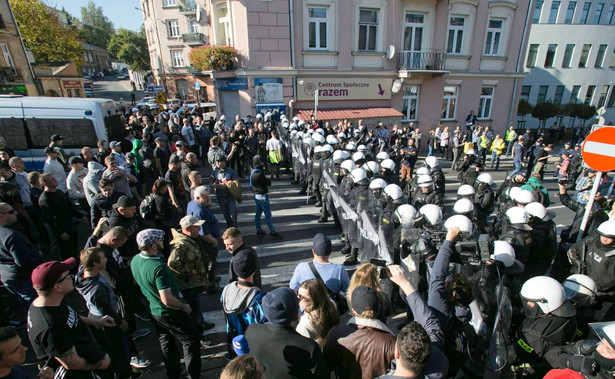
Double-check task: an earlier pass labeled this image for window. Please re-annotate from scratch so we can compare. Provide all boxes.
[401,86,420,121]
[478,87,494,119]
[520,85,531,102]
[533,1,544,22]
[607,4,615,23]
[163,0,176,6]
[549,1,561,23]
[607,87,615,107]
[0,44,14,68]
[447,17,465,54]
[74,89,81,98]
[484,20,502,56]
[579,44,591,67]
[537,85,549,103]
[554,85,565,104]
[570,85,581,103]
[0,14,5,29]
[167,20,179,38]
[527,44,539,67]
[545,44,557,67]
[584,85,596,105]
[610,47,615,67]
[441,86,458,120]
[593,3,604,23]
[358,9,378,51]
[595,44,607,67]
[580,2,591,23]
[66,89,72,97]
[26,119,97,149]
[307,7,328,50]
[190,20,200,34]
[217,4,232,46]
[562,44,575,67]
[171,50,185,67]
[598,85,610,107]
[402,13,424,68]
[565,1,577,23]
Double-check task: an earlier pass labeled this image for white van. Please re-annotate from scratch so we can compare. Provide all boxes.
[0,95,125,170]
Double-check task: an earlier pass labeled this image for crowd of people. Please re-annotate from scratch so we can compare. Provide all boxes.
[0,101,613,379]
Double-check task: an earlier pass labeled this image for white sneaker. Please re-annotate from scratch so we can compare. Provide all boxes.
[130,356,151,369]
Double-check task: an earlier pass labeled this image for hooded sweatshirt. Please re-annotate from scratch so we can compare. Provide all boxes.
[221,282,267,335]
[83,161,106,206]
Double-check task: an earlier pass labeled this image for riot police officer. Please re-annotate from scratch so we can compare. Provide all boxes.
[459,149,483,186]
[525,202,556,276]
[425,156,445,197]
[343,168,370,265]
[474,173,495,233]
[501,207,533,264]
[411,175,443,210]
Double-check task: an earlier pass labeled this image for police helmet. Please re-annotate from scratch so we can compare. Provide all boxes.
[353,129,361,136]
[525,202,555,221]
[476,173,494,186]
[256,114,263,119]
[457,184,476,197]
[298,120,306,127]
[384,184,403,200]
[220,115,226,121]
[597,220,615,239]
[425,156,439,168]
[444,215,473,236]
[453,199,474,215]
[419,204,442,226]
[381,159,396,171]
[303,137,313,145]
[395,204,418,226]
[415,167,430,176]
[562,274,597,307]
[506,206,533,231]
[293,116,300,122]
[297,131,305,139]
[357,144,367,152]
[265,112,272,120]
[313,145,323,154]
[290,130,298,136]
[315,128,325,135]
[290,123,298,130]
[340,159,354,173]
[466,149,476,155]
[514,189,534,205]
[337,132,347,140]
[282,122,290,129]
[333,150,350,163]
[307,129,315,135]
[507,186,522,202]
[369,178,387,190]
[520,276,576,318]
[491,241,523,273]
[321,144,334,154]
[345,142,357,152]
[351,168,368,183]
[326,135,338,145]
[313,133,325,144]
[352,152,366,163]
[417,175,434,188]
[363,161,379,174]
[376,152,390,161]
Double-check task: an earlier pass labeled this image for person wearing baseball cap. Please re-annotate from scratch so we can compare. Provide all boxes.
[67,156,89,211]
[49,134,69,171]
[131,228,201,378]
[27,258,114,375]
[43,145,68,193]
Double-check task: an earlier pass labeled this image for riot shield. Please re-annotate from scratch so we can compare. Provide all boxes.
[359,210,379,263]
[483,282,513,377]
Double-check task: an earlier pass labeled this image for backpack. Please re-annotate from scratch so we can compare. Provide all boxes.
[140,194,157,220]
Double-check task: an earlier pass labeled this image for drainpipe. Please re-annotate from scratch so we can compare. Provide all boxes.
[289,0,297,101]
[508,0,533,126]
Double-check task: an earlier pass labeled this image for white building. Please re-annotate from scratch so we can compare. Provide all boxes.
[520,0,615,129]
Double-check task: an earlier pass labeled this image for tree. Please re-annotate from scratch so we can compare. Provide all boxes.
[577,104,597,126]
[108,28,150,71]
[517,99,533,116]
[78,1,114,49]
[10,0,84,66]
[531,102,560,128]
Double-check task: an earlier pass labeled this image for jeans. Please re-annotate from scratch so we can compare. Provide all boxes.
[152,312,202,379]
[489,151,501,169]
[3,279,36,315]
[181,287,204,332]
[509,161,523,178]
[218,197,237,228]
[505,140,515,155]
[254,194,275,233]
[428,145,434,157]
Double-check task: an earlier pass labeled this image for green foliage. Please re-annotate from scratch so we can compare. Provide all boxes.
[78,1,114,48]
[531,102,560,121]
[517,99,533,116]
[189,45,237,71]
[10,0,84,66]
[577,104,597,121]
[108,28,150,71]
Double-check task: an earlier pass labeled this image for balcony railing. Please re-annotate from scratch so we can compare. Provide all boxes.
[178,0,197,14]
[397,50,447,71]
[182,33,208,46]
[0,67,23,83]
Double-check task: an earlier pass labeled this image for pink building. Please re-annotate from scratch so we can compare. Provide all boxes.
[142,0,532,135]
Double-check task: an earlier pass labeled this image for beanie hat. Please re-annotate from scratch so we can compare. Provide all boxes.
[232,250,257,279]
[262,287,298,327]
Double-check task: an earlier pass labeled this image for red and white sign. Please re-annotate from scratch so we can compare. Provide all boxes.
[582,126,615,172]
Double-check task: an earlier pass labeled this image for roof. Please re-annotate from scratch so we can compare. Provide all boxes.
[296,107,404,121]
[83,43,109,52]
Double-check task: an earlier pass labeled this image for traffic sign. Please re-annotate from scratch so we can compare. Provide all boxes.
[155,91,167,104]
[194,81,201,90]
[581,126,615,172]
[158,105,165,113]
[148,85,164,93]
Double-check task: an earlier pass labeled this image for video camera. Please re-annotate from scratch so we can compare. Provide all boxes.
[455,234,491,265]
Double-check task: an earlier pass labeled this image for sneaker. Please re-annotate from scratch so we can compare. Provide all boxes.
[256,230,266,237]
[130,356,151,369]
[270,232,282,240]
[134,313,151,322]
[132,328,151,340]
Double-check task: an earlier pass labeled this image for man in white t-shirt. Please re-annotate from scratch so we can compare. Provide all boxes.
[43,147,67,192]
[181,118,197,154]
[265,130,282,179]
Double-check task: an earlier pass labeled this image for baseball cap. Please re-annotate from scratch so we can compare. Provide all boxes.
[112,195,137,209]
[69,156,84,165]
[136,228,165,249]
[109,141,120,148]
[351,286,382,317]
[312,233,332,256]
[125,152,136,160]
[31,257,78,290]
[175,141,184,146]
[50,134,64,142]
[179,215,205,229]
[216,155,227,162]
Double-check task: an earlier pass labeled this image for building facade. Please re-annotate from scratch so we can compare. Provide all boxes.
[32,62,85,98]
[82,43,112,77]
[520,0,615,129]
[0,0,37,95]
[142,0,532,135]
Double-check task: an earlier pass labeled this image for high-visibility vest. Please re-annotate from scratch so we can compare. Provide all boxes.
[505,130,517,142]
[480,135,489,148]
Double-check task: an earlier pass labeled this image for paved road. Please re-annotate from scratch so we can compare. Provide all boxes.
[15,151,579,378]
[92,76,144,102]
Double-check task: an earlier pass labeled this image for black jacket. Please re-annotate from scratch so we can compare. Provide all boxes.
[107,209,145,259]
[90,191,124,228]
[250,168,270,195]
[0,224,41,282]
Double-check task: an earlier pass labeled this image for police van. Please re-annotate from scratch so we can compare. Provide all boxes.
[0,95,125,169]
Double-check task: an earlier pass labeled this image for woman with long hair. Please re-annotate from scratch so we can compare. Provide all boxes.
[346,263,392,319]
[296,279,340,348]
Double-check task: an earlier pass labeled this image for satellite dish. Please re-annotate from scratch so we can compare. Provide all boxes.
[391,79,403,94]
[386,45,396,60]
[196,5,201,22]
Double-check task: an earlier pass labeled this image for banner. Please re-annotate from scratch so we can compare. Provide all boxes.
[297,77,393,101]
[255,78,283,103]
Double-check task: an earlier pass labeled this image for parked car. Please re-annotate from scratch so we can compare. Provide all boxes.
[117,73,127,80]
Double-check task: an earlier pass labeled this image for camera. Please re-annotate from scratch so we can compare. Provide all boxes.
[455,234,491,265]
[370,258,392,279]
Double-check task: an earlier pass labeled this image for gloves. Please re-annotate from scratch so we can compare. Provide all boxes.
[566,355,598,375]
[573,340,598,355]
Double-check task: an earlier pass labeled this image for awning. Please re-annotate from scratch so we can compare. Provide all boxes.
[295,107,403,121]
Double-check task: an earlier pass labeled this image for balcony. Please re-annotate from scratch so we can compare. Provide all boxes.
[178,0,197,15]
[397,50,447,71]
[0,67,23,83]
[182,33,208,46]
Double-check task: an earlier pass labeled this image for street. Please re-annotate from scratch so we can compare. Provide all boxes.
[92,76,144,102]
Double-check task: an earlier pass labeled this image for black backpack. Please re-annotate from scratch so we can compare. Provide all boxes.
[140,194,157,221]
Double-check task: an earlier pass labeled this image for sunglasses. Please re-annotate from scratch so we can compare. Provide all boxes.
[55,274,74,284]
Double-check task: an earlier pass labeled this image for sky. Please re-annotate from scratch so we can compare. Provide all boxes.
[50,0,143,31]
